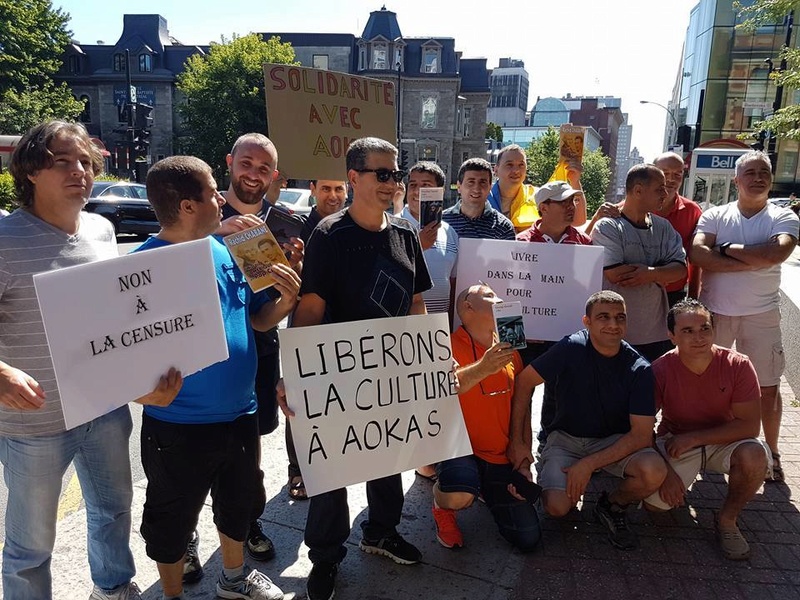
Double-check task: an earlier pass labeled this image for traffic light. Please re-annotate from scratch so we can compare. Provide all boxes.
[676,125,692,150]
[400,149,409,170]
[132,129,151,154]
[134,103,153,130]
[750,130,767,151]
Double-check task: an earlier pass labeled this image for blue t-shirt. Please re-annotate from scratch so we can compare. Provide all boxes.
[531,330,654,438]
[133,235,270,424]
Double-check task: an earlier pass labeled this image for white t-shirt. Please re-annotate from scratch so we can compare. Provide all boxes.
[696,202,799,316]
[399,207,459,314]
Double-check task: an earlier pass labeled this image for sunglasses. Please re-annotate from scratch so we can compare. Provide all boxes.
[355,168,407,183]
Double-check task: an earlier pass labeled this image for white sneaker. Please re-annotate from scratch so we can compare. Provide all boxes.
[88,581,142,600]
[216,568,284,600]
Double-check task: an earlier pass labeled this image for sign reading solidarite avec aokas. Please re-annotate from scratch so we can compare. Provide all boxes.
[456,239,605,341]
[279,313,472,497]
[33,238,229,429]
[263,63,397,181]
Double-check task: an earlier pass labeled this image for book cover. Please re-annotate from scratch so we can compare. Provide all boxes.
[265,206,304,260]
[549,124,586,182]
[223,223,291,292]
[418,187,444,227]
[492,301,527,350]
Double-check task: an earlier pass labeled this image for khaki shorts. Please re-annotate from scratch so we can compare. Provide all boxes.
[644,435,771,510]
[538,430,659,491]
[713,307,785,387]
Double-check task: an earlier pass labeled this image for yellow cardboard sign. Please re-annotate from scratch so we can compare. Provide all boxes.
[263,64,398,181]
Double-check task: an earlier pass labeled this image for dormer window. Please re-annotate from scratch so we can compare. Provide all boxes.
[139,54,152,73]
[68,55,81,74]
[372,42,387,70]
[422,47,440,74]
[113,53,125,72]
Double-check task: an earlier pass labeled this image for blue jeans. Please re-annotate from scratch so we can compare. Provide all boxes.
[0,406,136,599]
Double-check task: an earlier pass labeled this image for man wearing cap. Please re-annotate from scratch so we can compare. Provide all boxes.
[590,164,687,363]
[516,181,593,449]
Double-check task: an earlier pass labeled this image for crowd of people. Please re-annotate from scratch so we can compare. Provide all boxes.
[0,119,798,600]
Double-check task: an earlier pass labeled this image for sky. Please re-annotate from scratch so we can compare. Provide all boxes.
[55,0,702,161]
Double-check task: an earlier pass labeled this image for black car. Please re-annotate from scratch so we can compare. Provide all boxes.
[83,181,159,235]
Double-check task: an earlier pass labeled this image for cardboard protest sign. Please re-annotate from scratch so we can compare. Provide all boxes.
[263,63,397,181]
[33,238,228,429]
[279,313,472,497]
[456,239,604,341]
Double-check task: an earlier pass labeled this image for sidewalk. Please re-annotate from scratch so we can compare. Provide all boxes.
[41,378,800,600]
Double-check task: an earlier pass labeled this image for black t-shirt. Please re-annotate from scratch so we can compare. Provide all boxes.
[301,208,432,323]
[300,207,322,244]
[532,330,654,438]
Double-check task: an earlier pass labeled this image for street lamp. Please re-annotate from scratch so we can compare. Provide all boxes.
[640,100,678,147]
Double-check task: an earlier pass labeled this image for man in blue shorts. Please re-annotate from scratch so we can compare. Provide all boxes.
[136,156,300,600]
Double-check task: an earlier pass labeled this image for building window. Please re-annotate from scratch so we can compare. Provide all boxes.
[463,107,472,137]
[359,48,366,70]
[79,95,91,123]
[421,95,437,129]
[422,47,440,73]
[113,53,125,72]
[372,42,387,69]
[418,143,438,162]
[68,55,81,74]
[313,54,329,70]
[395,47,403,70]
[139,54,152,72]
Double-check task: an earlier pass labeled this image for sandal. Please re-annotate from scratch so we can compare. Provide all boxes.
[415,468,437,483]
[288,475,308,500]
[767,452,785,483]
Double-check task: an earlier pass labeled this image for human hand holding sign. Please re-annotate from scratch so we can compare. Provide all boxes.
[276,377,294,418]
[0,362,46,410]
[135,367,183,407]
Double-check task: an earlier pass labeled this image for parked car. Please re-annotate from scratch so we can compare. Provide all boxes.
[277,188,313,216]
[84,181,159,235]
[769,197,793,208]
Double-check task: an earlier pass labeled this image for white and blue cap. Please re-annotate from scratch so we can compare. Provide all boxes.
[534,181,581,207]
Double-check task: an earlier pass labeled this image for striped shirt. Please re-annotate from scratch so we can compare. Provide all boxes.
[398,207,459,314]
[0,209,117,436]
[442,201,515,241]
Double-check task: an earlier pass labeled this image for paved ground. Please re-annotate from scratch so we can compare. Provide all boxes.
[30,378,800,600]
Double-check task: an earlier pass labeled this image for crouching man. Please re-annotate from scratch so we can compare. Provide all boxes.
[432,284,541,551]
[508,291,667,550]
[135,156,300,600]
[643,299,769,560]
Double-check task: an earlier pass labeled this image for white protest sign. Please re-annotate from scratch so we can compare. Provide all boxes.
[33,238,229,429]
[456,239,604,341]
[279,313,472,497]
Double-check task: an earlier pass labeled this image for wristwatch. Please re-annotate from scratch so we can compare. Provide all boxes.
[719,242,732,256]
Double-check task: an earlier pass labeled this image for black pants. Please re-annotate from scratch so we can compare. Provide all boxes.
[255,351,280,436]
[304,473,404,565]
[285,420,301,479]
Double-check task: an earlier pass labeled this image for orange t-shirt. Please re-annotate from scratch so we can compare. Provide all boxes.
[451,326,523,464]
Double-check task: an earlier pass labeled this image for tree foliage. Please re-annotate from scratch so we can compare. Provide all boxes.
[736,1,800,140]
[0,172,14,212]
[524,127,612,216]
[486,122,503,142]
[0,0,83,133]
[176,34,297,178]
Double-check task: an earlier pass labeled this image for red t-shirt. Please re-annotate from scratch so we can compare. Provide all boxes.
[515,220,593,245]
[657,195,702,292]
[653,346,760,436]
[451,326,523,464]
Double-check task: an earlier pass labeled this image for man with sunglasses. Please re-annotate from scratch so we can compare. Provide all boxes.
[508,291,667,551]
[279,137,431,600]
[431,284,541,551]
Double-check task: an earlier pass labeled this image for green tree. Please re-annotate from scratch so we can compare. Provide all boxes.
[176,34,297,178]
[524,127,612,216]
[0,0,83,133]
[736,1,800,140]
[486,122,503,142]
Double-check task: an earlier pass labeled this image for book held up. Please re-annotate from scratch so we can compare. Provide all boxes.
[223,223,291,292]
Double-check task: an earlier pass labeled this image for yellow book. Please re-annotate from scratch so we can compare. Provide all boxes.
[223,223,291,292]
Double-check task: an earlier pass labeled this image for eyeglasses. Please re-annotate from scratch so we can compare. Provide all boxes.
[354,168,406,183]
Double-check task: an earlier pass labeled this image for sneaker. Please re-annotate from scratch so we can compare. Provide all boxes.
[359,533,422,565]
[183,529,203,584]
[88,581,142,600]
[716,519,750,560]
[593,492,638,550]
[246,520,276,561]
[216,569,284,600]
[307,561,338,600]
[432,505,463,549]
